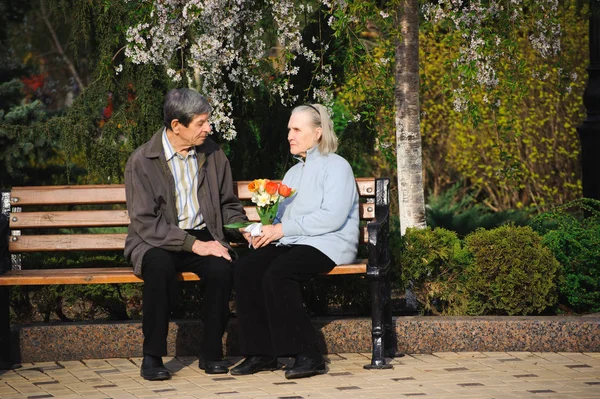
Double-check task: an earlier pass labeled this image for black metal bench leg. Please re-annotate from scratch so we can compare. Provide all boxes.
[0,195,14,370]
[364,276,393,369]
[0,287,13,369]
[382,276,398,358]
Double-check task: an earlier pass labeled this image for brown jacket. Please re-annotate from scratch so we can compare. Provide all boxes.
[124,129,247,275]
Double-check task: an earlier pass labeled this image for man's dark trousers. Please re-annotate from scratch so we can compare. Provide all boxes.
[141,229,232,361]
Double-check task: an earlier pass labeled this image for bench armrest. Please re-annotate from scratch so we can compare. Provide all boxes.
[366,178,391,279]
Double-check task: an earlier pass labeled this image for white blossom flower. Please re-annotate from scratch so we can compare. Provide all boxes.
[422,0,561,114]
[123,0,335,141]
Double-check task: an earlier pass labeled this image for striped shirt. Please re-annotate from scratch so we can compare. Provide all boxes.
[162,129,204,230]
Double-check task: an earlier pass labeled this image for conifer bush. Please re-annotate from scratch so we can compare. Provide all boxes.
[398,227,471,315]
[463,225,561,315]
[530,199,600,313]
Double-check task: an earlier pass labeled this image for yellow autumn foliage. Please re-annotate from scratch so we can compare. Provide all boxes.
[421,0,586,210]
[337,0,586,211]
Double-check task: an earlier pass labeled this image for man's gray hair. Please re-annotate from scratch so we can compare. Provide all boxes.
[163,88,212,129]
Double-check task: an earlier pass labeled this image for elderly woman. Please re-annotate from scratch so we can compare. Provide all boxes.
[231,104,359,379]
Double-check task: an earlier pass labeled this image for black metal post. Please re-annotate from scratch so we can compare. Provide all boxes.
[578,1,600,200]
[364,178,394,370]
[0,192,13,369]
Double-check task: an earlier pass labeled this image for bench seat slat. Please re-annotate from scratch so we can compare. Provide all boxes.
[9,234,128,252]
[10,203,373,231]
[0,262,367,286]
[12,205,373,230]
[324,264,367,275]
[9,227,369,252]
[0,268,156,285]
[9,228,369,252]
[11,210,130,228]
[10,185,126,205]
[10,178,375,206]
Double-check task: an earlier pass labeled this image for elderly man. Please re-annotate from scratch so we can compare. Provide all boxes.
[125,88,247,380]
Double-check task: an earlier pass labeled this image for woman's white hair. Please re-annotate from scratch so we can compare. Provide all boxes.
[291,104,338,155]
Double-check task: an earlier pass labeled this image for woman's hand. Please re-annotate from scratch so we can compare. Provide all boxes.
[252,224,284,249]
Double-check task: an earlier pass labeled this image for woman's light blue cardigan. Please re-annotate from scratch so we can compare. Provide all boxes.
[275,146,359,265]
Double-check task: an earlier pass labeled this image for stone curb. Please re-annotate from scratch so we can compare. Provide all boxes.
[12,316,600,362]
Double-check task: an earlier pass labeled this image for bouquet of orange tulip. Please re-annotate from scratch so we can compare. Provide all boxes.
[225,179,295,229]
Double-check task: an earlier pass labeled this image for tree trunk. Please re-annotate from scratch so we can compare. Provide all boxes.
[395,0,426,235]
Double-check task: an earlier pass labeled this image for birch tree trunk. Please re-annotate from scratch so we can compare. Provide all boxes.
[395,0,426,235]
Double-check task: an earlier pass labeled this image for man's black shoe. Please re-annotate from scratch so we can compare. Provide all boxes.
[198,358,230,374]
[140,355,171,381]
[284,353,326,379]
[230,356,279,375]
[0,360,21,371]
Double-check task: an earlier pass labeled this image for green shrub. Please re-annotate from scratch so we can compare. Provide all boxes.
[530,198,600,313]
[398,227,471,315]
[463,225,561,315]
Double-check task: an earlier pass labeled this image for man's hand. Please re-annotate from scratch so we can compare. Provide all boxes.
[239,228,253,245]
[192,240,232,261]
[252,224,284,249]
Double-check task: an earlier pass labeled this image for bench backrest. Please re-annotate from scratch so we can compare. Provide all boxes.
[2,178,380,270]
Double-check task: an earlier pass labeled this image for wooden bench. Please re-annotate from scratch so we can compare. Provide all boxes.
[0,178,393,368]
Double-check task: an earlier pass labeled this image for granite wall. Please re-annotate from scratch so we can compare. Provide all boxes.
[11,316,600,363]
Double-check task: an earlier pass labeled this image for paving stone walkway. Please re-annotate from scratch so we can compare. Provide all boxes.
[1,352,599,398]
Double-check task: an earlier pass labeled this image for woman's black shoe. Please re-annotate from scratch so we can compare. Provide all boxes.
[284,353,326,379]
[198,358,230,374]
[140,355,172,381]
[230,356,279,375]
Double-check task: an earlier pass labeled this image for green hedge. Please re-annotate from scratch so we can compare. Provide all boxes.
[463,225,560,315]
[530,198,600,313]
[398,225,562,316]
[398,199,599,316]
[397,227,470,315]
